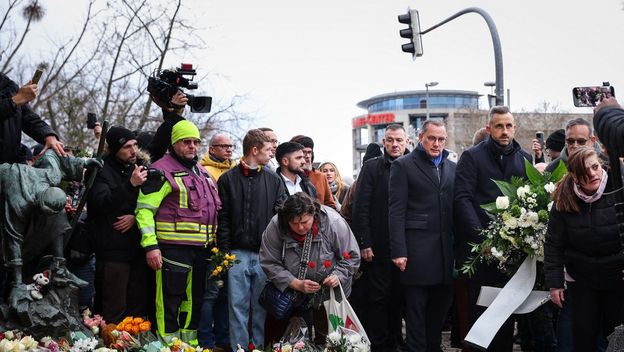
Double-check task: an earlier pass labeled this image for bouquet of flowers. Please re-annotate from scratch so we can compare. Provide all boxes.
[207,247,240,287]
[324,328,369,352]
[115,316,152,336]
[461,160,566,276]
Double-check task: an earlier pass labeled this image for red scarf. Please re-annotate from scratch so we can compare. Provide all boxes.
[291,221,318,244]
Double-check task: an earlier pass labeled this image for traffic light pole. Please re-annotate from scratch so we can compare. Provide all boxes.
[420,7,504,106]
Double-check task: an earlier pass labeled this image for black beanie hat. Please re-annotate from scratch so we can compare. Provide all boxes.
[275,142,304,164]
[106,126,136,156]
[290,135,314,149]
[546,129,565,152]
[363,143,382,162]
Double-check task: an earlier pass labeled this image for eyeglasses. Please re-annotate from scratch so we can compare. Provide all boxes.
[213,144,235,150]
[565,138,588,146]
[269,139,279,145]
[425,136,447,143]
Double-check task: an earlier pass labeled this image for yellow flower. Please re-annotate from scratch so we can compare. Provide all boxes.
[223,260,229,266]
[216,266,223,272]
[212,270,219,276]
[211,247,219,254]
[230,254,236,260]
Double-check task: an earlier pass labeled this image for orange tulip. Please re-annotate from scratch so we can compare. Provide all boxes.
[122,317,133,324]
[131,325,140,335]
[133,317,144,324]
[139,321,151,332]
[116,323,125,331]
[124,324,134,333]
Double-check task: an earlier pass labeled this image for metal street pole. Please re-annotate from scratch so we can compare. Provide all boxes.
[425,81,438,119]
[420,7,504,106]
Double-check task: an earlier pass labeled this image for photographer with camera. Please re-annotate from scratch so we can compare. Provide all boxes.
[0,71,66,163]
[88,126,149,323]
[146,64,212,163]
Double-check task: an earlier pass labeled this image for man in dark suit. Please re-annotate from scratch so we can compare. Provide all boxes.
[389,120,455,352]
[454,106,531,351]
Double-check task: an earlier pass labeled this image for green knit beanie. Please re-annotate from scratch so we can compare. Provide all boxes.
[171,120,200,145]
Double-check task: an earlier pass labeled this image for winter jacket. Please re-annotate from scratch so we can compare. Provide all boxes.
[353,152,400,258]
[454,138,531,285]
[389,147,456,285]
[87,154,142,262]
[217,163,287,252]
[200,153,236,181]
[260,206,361,297]
[544,181,624,290]
[276,167,318,199]
[307,169,336,209]
[0,73,56,164]
[594,105,624,158]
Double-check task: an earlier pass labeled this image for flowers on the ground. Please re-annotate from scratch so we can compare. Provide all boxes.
[461,159,566,276]
[82,309,107,335]
[115,316,151,336]
[324,328,370,352]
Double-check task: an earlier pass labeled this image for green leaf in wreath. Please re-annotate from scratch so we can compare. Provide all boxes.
[550,159,567,182]
[492,179,517,199]
[480,201,498,214]
[524,159,543,185]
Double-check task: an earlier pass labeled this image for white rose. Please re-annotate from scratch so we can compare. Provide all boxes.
[496,196,510,210]
[517,185,530,199]
[0,339,13,352]
[19,336,37,350]
[328,331,341,345]
[544,182,556,193]
[504,217,518,229]
[349,334,362,344]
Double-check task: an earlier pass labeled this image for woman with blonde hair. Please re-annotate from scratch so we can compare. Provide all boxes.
[319,161,349,211]
[544,146,624,351]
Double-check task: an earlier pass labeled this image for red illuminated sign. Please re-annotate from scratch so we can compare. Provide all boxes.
[352,113,395,129]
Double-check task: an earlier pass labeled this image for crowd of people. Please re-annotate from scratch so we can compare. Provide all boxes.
[2,68,624,352]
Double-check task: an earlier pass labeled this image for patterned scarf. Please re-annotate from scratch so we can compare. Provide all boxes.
[573,169,609,203]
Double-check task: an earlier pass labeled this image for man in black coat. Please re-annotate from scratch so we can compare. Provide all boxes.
[88,126,149,323]
[389,120,455,352]
[454,106,531,351]
[0,72,65,163]
[353,123,408,352]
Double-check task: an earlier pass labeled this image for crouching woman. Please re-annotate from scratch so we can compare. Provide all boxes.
[260,192,360,342]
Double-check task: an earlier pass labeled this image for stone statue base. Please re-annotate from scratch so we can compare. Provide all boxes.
[0,285,92,339]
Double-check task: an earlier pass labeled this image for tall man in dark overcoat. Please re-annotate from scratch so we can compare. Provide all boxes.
[389,120,455,352]
[454,106,531,351]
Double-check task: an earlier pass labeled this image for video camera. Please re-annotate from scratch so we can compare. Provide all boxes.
[147,63,212,113]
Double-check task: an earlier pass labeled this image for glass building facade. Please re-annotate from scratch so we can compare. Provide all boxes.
[367,93,479,113]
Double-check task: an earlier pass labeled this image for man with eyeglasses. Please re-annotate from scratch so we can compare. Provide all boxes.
[200,133,236,181]
[136,120,221,345]
[388,120,455,352]
[454,106,531,351]
[546,118,596,173]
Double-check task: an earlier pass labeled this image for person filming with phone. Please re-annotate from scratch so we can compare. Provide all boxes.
[0,70,65,163]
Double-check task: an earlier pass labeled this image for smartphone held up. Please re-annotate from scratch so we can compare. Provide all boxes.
[573,83,615,107]
[31,69,43,85]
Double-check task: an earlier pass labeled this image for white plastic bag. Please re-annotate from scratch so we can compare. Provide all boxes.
[323,281,369,343]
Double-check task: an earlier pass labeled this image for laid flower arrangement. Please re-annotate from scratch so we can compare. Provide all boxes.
[115,316,152,336]
[82,309,107,335]
[0,331,110,352]
[207,247,240,287]
[461,159,566,276]
[324,329,369,352]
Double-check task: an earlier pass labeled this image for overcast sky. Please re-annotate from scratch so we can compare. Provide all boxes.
[23,0,624,174]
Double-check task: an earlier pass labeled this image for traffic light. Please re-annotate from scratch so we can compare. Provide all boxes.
[398,9,423,59]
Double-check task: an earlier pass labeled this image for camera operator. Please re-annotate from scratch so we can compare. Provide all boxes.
[0,72,66,163]
[147,91,189,163]
[88,126,149,323]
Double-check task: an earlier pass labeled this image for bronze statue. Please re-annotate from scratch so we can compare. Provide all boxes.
[0,150,102,317]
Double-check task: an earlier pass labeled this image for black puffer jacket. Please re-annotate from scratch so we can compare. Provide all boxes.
[217,163,287,252]
[544,182,624,290]
[0,73,56,163]
[594,105,624,158]
[87,154,142,262]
